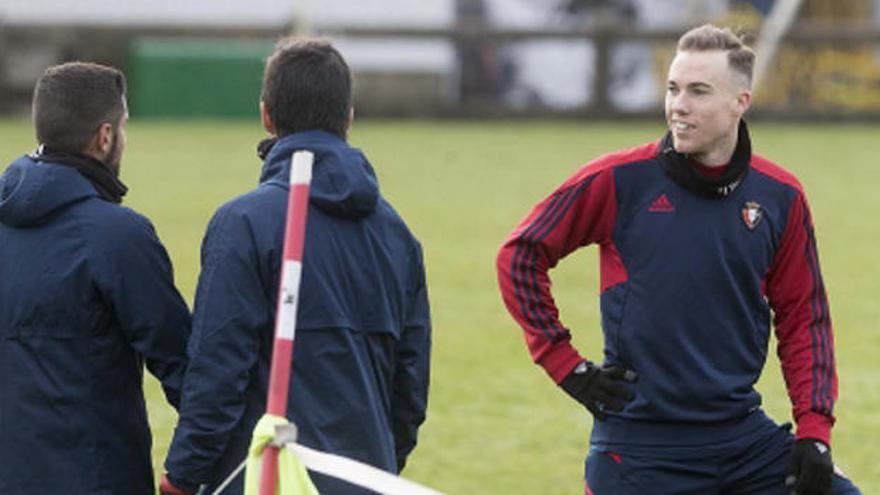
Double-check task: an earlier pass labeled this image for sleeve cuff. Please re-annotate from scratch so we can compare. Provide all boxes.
[538,340,584,384]
[795,411,834,445]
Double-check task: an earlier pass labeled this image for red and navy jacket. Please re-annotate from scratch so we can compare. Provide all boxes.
[497,122,836,446]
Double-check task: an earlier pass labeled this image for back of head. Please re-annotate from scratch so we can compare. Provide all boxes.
[261,39,352,138]
[32,62,127,153]
[677,24,755,88]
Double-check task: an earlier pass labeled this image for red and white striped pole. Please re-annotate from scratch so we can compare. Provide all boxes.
[259,150,314,495]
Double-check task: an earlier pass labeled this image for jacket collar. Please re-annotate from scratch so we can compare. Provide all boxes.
[256,129,380,219]
[31,145,128,203]
[259,130,346,184]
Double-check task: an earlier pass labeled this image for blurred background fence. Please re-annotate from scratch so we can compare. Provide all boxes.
[2,0,880,120]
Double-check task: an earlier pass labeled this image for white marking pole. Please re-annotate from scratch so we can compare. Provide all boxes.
[259,150,314,495]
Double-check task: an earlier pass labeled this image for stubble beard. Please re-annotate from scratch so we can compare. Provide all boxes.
[104,133,122,178]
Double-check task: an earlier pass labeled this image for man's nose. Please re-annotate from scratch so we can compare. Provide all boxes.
[670,93,690,115]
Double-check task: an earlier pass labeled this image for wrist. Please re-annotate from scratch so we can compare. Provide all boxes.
[539,341,584,384]
[160,472,198,495]
[795,412,833,445]
[559,361,598,400]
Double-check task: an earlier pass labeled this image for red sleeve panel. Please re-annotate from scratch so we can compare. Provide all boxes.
[761,164,836,444]
[496,143,655,384]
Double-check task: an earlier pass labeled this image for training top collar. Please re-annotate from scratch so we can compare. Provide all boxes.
[658,120,751,198]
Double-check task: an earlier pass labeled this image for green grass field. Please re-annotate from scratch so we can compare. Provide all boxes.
[2,118,878,494]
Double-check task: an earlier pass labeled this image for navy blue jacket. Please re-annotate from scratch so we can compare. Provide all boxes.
[0,156,191,494]
[165,131,431,494]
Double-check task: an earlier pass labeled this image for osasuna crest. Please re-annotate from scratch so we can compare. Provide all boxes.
[742,201,762,230]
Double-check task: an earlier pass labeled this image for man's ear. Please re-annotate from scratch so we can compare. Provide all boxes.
[260,101,276,136]
[85,122,113,159]
[345,107,354,137]
[735,89,753,116]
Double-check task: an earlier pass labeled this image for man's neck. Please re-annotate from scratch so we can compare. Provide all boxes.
[81,146,105,164]
[692,128,739,167]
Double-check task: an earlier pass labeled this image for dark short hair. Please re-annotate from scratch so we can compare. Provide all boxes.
[261,38,352,138]
[32,62,127,152]
[677,24,755,87]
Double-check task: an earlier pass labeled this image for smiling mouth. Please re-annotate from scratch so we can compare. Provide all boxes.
[673,121,695,131]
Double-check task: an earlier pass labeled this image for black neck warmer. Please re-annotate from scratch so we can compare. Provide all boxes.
[32,145,128,204]
[658,120,751,198]
[257,137,278,161]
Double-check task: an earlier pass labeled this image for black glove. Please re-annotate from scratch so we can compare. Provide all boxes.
[560,361,637,420]
[786,439,833,495]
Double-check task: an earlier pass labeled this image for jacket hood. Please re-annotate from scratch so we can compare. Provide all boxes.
[260,130,379,219]
[0,155,97,227]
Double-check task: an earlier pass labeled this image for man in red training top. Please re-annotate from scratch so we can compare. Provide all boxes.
[497,24,860,495]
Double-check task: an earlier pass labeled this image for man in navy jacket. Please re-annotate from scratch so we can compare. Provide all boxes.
[0,63,191,494]
[497,25,860,495]
[162,39,431,495]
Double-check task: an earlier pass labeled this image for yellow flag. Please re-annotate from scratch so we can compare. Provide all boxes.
[244,415,320,495]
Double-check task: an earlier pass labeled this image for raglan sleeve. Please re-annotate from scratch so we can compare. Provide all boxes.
[495,164,618,384]
[164,205,270,486]
[765,190,837,445]
[391,240,431,471]
[92,210,191,409]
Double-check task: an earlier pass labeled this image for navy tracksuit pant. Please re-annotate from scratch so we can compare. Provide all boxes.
[585,415,860,495]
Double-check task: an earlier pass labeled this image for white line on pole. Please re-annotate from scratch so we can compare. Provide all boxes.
[276,260,302,341]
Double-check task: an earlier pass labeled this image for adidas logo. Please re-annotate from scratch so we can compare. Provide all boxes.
[648,193,675,212]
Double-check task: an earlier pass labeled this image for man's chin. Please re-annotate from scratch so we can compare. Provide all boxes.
[672,138,699,156]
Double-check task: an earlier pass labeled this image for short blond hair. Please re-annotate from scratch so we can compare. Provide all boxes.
[677,24,755,87]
